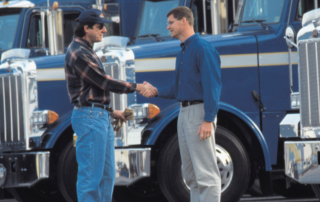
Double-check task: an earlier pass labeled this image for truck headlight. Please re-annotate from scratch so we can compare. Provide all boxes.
[32,110,59,125]
[129,103,160,120]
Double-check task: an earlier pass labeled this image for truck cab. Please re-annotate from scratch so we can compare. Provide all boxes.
[0,0,238,58]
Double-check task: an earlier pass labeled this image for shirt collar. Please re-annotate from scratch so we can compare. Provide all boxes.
[74,37,93,49]
[180,33,199,50]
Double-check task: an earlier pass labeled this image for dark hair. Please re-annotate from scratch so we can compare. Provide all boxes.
[166,6,194,26]
[74,22,95,37]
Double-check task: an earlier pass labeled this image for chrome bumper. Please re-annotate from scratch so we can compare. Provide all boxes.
[0,152,49,187]
[0,148,151,188]
[285,141,320,184]
[115,148,151,185]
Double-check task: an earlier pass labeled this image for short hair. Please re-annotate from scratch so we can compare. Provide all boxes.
[167,6,194,26]
[74,20,95,37]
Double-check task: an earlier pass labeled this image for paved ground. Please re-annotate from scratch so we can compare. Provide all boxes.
[1,195,319,202]
[240,195,319,202]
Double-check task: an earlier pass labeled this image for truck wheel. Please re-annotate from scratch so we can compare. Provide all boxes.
[273,179,315,198]
[157,126,250,202]
[57,141,78,202]
[9,179,66,202]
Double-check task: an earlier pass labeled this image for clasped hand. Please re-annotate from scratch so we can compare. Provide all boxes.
[137,81,158,98]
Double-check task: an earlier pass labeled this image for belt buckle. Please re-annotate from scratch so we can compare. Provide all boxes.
[92,103,107,110]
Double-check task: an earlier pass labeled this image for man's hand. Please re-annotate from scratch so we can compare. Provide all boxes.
[141,81,158,98]
[197,121,213,141]
[111,110,127,123]
[136,82,158,98]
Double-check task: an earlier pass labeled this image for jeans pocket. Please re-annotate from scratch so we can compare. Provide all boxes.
[72,115,86,137]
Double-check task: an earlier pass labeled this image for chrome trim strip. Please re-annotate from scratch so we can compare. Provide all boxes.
[2,78,6,142]
[306,44,312,125]
[8,77,13,142]
[15,76,20,141]
[203,0,207,34]
[316,43,320,125]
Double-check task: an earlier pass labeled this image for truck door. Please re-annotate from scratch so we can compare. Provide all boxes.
[240,0,288,165]
[254,0,319,165]
[24,8,82,58]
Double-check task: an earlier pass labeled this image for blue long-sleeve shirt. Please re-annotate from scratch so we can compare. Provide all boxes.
[157,33,222,122]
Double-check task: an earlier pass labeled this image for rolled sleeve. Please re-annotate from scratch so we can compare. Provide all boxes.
[74,54,136,94]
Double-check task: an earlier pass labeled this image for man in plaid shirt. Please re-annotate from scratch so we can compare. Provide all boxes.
[64,9,152,202]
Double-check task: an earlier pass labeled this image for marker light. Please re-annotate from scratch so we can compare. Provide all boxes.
[148,104,160,119]
[32,110,59,125]
[312,29,319,38]
[129,103,161,120]
[48,110,59,124]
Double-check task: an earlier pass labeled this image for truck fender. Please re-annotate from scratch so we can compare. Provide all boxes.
[42,111,73,149]
[143,101,271,171]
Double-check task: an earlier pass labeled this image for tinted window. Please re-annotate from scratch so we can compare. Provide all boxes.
[26,14,48,48]
[63,13,80,47]
[296,0,320,21]
[103,4,121,37]
[241,0,285,24]
[0,8,21,50]
[139,0,179,37]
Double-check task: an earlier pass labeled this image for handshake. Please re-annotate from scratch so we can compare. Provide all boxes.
[137,81,158,98]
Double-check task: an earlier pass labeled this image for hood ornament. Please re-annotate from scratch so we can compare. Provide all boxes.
[7,60,12,73]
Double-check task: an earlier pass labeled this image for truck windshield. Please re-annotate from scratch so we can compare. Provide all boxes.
[0,8,21,50]
[138,0,179,37]
[240,0,285,25]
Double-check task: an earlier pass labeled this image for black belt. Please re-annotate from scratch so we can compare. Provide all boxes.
[74,103,113,113]
[181,100,203,107]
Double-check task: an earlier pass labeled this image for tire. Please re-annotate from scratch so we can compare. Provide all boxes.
[57,141,78,202]
[157,126,251,202]
[58,141,166,202]
[9,179,67,202]
[273,179,315,198]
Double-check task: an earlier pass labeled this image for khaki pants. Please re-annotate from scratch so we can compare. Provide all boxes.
[178,103,221,202]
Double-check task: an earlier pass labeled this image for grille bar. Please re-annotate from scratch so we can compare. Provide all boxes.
[0,74,25,151]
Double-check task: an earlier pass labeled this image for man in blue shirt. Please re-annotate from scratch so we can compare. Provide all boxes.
[142,6,222,202]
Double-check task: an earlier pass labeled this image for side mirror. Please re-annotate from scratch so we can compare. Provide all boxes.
[285,26,297,49]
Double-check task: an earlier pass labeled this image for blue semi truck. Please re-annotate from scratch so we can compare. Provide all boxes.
[0,0,318,202]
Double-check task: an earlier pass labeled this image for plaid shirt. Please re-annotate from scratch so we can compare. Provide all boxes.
[65,37,136,107]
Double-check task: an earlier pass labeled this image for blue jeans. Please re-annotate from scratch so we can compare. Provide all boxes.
[71,106,115,202]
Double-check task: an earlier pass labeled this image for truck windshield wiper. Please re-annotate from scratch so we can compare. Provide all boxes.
[128,34,164,45]
[137,34,164,42]
[242,19,270,30]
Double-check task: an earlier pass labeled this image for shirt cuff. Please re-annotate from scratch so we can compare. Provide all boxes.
[204,112,215,122]
[156,87,164,98]
[130,83,137,91]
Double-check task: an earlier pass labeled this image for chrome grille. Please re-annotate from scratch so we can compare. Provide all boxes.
[103,62,125,140]
[299,39,320,137]
[103,63,121,111]
[0,74,25,151]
